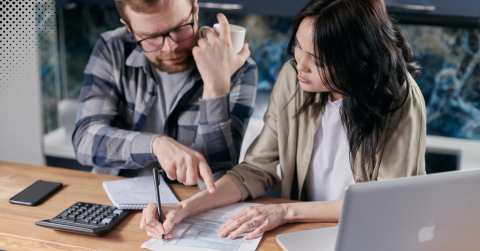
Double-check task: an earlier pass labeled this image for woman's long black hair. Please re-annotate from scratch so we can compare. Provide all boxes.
[288,0,421,172]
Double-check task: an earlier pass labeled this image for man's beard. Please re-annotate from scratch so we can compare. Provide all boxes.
[148,49,195,74]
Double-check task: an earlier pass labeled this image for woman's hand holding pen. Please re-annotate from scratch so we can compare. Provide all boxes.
[140,203,189,240]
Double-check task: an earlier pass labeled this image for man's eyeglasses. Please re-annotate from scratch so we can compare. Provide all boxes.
[134,7,195,53]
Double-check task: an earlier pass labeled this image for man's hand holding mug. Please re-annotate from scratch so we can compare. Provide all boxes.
[193,13,250,99]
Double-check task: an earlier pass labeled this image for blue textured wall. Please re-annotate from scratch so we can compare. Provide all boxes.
[39,5,480,144]
[400,25,480,140]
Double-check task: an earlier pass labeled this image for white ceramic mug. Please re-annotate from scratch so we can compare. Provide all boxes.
[213,23,246,54]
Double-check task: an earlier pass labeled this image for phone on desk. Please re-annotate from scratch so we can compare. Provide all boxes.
[9,180,63,206]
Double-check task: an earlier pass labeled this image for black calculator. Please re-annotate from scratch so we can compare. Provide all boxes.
[35,202,130,236]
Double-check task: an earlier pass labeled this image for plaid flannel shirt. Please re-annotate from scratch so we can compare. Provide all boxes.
[72,27,258,173]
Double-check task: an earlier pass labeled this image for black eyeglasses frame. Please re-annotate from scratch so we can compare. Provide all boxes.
[134,7,195,53]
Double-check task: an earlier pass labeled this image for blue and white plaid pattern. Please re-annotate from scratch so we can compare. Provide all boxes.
[72,27,258,172]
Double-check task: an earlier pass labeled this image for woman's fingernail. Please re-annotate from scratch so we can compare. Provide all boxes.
[208,187,215,193]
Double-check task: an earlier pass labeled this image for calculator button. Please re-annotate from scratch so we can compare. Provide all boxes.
[112,209,122,214]
[101,217,113,224]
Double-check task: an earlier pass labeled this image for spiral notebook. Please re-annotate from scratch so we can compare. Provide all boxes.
[102,175,179,210]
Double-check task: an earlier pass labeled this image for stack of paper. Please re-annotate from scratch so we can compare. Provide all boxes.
[141,202,264,251]
[103,175,179,209]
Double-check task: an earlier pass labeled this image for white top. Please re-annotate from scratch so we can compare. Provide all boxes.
[304,98,355,202]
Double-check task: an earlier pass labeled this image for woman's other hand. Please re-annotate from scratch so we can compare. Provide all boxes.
[217,204,289,240]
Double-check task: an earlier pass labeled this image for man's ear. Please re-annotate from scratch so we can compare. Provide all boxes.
[120,18,131,33]
[193,2,199,22]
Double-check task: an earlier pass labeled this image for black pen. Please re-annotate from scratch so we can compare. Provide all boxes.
[152,168,165,243]
[152,161,230,243]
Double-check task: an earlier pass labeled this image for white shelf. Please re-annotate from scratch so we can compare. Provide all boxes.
[426,135,480,170]
[44,127,76,159]
[43,122,480,171]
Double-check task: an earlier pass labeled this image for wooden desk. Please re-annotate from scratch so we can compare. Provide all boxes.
[0,161,336,250]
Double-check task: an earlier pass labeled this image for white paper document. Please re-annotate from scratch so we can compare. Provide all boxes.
[141,202,264,251]
[103,175,179,209]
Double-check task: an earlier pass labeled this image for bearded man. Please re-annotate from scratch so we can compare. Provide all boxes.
[72,0,258,193]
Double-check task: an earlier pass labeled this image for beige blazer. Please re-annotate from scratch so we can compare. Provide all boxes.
[226,60,427,201]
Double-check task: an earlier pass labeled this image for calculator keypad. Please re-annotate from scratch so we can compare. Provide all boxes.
[54,202,121,226]
[36,202,130,236]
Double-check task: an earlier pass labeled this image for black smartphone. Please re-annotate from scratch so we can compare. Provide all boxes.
[9,180,63,206]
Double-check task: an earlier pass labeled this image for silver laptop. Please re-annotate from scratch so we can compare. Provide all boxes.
[277,169,480,251]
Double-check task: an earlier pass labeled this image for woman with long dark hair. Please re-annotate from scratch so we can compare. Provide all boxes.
[140,0,426,240]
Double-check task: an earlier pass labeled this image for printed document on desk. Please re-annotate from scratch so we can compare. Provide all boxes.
[141,202,264,251]
[103,175,179,209]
